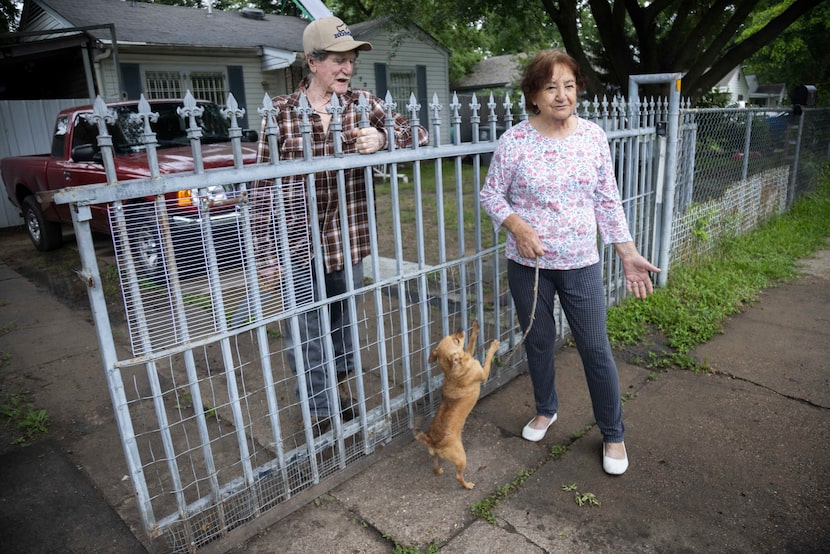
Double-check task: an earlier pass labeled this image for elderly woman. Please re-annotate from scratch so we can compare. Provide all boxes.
[480,49,659,475]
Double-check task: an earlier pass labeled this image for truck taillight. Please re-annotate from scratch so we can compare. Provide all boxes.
[177,189,193,207]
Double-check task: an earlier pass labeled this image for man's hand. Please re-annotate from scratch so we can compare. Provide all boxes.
[354,128,386,154]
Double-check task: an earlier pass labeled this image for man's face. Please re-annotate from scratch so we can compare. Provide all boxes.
[309,51,357,96]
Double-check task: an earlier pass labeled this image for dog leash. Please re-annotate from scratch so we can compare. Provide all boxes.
[506,256,541,361]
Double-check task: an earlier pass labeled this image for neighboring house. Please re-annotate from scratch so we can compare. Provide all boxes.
[452,53,524,97]
[714,66,751,107]
[715,66,787,108]
[746,75,787,107]
[450,53,525,143]
[1,0,450,140]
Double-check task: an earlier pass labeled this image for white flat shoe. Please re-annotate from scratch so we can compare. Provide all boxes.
[521,414,557,442]
[602,442,629,475]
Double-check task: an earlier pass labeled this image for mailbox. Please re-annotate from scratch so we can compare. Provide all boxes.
[792,84,816,107]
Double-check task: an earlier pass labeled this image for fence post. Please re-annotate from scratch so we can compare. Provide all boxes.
[787,110,806,208]
[628,73,682,287]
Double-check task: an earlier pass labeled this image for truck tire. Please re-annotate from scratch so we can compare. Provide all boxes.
[22,195,63,251]
[130,207,165,282]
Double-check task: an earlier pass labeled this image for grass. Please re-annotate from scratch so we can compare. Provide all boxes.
[607,164,830,361]
[374,160,495,263]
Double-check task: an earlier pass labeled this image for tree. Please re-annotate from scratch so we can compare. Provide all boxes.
[0,0,20,33]
[743,1,830,105]
[541,0,827,101]
[153,0,826,103]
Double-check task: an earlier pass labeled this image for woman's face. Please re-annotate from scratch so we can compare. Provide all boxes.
[308,51,357,96]
[533,63,577,121]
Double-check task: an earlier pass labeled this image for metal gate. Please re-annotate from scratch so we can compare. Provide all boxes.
[51,88,666,551]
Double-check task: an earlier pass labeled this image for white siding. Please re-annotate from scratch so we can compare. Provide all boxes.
[353,29,451,145]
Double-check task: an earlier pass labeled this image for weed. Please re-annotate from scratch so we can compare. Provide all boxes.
[173,389,194,410]
[391,541,440,554]
[0,393,49,445]
[470,469,533,524]
[0,348,11,369]
[570,424,593,440]
[562,483,600,507]
[549,444,568,460]
[575,491,600,507]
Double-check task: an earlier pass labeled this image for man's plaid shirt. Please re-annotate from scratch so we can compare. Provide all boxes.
[255,79,429,274]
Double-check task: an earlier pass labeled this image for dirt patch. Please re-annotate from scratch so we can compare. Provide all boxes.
[0,227,121,312]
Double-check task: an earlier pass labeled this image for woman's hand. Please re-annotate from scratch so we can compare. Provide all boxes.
[504,214,546,259]
[614,242,660,298]
[354,128,387,154]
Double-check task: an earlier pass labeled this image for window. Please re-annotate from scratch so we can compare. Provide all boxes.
[190,72,227,106]
[145,70,183,99]
[388,68,415,104]
[142,68,228,106]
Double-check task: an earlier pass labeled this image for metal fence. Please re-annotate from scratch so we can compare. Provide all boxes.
[48,88,828,551]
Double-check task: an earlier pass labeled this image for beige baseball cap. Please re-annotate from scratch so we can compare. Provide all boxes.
[302,16,372,54]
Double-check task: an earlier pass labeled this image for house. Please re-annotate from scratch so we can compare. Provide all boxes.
[449,53,525,143]
[714,66,751,107]
[714,66,787,108]
[451,53,524,97]
[1,0,450,140]
[746,75,787,107]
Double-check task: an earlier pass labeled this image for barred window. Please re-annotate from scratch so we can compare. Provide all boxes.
[388,68,415,105]
[145,71,183,99]
[190,72,227,106]
[142,68,228,106]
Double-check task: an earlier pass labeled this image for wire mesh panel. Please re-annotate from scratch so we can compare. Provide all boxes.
[109,183,311,356]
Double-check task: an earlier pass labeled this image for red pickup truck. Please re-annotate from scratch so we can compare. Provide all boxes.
[1,98,259,269]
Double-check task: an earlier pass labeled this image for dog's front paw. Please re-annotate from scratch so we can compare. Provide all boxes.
[488,340,500,351]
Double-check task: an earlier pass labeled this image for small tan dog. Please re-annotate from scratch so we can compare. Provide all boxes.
[416,320,499,489]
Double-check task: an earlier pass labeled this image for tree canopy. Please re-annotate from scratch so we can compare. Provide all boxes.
[0,0,19,33]
[743,1,829,105]
[329,0,827,103]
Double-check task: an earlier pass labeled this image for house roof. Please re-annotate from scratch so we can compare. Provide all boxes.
[349,16,449,54]
[753,83,786,96]
[21,0,308,51]
[715,65,744,88]
[453,54,524,91]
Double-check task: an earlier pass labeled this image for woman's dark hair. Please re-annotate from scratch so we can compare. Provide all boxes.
[521,49,586,112]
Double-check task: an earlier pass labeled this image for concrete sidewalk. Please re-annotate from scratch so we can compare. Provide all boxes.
[0,247,828,553]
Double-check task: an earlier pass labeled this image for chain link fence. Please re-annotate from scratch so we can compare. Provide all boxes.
[670,106,829,266]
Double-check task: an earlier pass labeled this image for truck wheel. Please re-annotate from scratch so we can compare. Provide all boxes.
[130,209,165,281]
[22,195,62,251]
